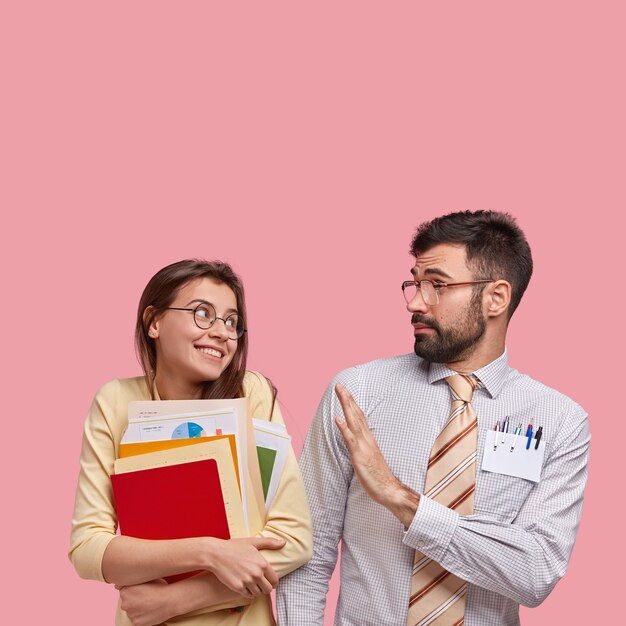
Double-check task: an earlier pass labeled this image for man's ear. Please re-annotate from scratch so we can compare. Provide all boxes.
[484,280,511,318]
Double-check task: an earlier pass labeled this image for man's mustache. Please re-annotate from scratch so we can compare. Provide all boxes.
[411,314,440,332]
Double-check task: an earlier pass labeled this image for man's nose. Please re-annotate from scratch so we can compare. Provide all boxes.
[406,288,430,314]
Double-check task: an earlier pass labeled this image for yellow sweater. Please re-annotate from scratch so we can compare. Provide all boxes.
[69,372,312,625]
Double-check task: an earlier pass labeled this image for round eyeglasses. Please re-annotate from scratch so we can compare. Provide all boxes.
[166,302,246,340]
[401,279,494,306]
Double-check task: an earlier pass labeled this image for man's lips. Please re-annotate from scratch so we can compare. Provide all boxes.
[413,323,435,334]
[411,315,438,334]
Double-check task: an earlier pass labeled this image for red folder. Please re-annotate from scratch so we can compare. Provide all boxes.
[111,458,230,582]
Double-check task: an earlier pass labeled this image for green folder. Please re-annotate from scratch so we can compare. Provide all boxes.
[256,446,278,501]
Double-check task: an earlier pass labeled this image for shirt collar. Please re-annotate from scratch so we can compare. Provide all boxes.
[427,349,509,398]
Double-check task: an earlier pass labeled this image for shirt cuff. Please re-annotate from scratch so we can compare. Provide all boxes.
[402,495,460,563]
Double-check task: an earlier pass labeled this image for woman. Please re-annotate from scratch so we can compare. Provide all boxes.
[69,260,312,626]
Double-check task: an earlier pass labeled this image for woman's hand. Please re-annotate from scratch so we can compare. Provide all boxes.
[204,536,285,598]
[117,579,176,626]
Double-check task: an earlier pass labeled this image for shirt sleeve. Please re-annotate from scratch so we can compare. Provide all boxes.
[69,380,121,581]
[402,403,590,608]
[277,372,356,625]
[245,372,313,578]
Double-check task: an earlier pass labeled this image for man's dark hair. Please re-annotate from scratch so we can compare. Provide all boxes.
[410,210,533,319]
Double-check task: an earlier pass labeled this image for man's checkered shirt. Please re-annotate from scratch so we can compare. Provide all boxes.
[277,351,589,626]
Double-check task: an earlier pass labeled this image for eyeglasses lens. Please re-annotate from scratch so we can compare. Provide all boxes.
[402,281,417,303]
[228,315,244,339]
[193,304,216,329]
[193,304,243,339]
[402,281,439,306]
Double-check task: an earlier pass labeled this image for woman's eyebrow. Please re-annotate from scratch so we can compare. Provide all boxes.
[186,298,238,315]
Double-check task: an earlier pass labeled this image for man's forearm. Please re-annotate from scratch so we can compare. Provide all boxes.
[404,492,582,607]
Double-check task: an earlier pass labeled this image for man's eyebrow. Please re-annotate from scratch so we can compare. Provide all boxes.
[186,299,238,315]
[411,267,454,280]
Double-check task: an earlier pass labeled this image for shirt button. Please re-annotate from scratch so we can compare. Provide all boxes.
[417,540,426,548]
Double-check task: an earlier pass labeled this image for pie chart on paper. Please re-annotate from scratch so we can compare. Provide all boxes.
[171,422,207,439]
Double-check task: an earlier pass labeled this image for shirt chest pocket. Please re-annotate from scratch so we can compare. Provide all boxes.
[473,470,537,522]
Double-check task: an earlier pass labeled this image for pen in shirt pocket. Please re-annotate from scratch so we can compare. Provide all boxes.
[510,423,522,452]
[501,416,509,444]
[525,419,533,449]
[493,420,500,451]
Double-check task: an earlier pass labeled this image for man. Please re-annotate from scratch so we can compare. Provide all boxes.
[278,210,589,626]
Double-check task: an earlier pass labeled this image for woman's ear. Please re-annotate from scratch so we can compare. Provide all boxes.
[485,280,511,318]
[143,306,160,339]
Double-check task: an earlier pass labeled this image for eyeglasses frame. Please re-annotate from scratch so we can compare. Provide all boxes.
[165,303,246,340]
[401,279,494,306]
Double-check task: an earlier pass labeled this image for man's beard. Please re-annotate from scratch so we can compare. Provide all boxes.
[412,291,486,364]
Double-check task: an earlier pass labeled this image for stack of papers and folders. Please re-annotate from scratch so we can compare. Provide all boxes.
[111,397,292,583]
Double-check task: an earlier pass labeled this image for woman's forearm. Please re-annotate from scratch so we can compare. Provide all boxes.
[116,536,287,623]
[165,573,247,616]
[103,534,283,589]
[118,573,250,625]
[102,535,212,586]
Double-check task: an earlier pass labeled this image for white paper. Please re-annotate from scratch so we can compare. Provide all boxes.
[125,399,252,531]
[253,418,291,511]
[122,408,236,443]
[481,431,546,483]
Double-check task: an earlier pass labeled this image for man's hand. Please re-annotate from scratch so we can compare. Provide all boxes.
[334,384,420,528]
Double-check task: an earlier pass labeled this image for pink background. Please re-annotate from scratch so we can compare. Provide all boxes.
[2,2,622,624]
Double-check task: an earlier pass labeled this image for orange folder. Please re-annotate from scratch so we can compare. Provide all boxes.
[119,434,241,492]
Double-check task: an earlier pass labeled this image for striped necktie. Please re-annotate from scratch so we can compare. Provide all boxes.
[406,374,480,626]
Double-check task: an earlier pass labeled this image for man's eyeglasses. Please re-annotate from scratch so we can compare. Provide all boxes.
[166,303,246,340]
[401,279,494,306]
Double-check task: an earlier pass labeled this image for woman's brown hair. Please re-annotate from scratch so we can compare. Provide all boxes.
[135,259,248,400]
